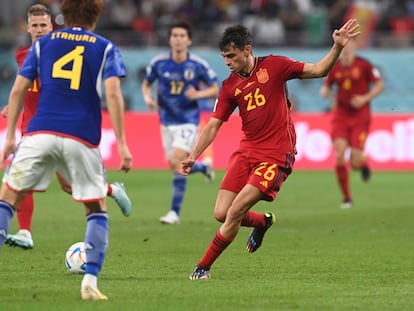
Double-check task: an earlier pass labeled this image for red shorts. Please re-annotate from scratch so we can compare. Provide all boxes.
[220,149,294,201]
[331,116,370,149]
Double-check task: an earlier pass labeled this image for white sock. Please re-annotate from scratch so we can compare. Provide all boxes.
[81,274,97,288]
[110,183,119,197]
[18,229,32,239]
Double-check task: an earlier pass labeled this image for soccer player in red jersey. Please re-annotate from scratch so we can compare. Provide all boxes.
[181,19,361,280]
[3,3,132,250]
[320,38,384,209]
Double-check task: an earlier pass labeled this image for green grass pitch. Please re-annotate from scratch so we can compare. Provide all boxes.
[0,169,413,311]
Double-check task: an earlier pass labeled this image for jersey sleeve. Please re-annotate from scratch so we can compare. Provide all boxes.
[143,57,159,84]
[367,62,382,82]
[212,82,237,121]
[18,43,39,82]
[199,64,218,86]
[272,55,305,81]
[103,44,126,79]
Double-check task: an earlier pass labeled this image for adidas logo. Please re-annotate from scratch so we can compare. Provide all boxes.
[260,181,268,188]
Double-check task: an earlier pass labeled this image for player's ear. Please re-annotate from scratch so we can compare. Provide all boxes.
[244,45,252,56]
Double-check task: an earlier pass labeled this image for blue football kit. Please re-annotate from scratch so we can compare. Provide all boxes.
[19,27,126,146]
[144,52,218,126]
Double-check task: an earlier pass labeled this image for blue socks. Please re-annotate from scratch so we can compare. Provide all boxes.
[84,212,108,276]
[171,173,187,216]
[170,161,207,216]
[189,161,207,174]
[0,200,15,248]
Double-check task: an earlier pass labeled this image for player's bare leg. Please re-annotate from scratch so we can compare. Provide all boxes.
[350,148,371,182]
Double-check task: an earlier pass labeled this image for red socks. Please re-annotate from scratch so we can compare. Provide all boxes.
[197,230,233,268]
[241,210,266,227]
[336,165,351,200]
[107,184,112,196]
[17,193,34,231]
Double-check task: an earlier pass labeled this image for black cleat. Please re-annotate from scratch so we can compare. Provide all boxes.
[189,265,210,280]
[246,212,276,253]
[361,166,371,182]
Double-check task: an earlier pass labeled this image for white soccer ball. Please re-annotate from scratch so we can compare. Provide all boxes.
[65,242,86,274]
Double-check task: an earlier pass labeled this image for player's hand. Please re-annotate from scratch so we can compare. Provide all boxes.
[0,139,16,167]
[1,105,9,118]
[180,157,195,176]
[144,95,157,112]
[118,143,132,173]
[332,19,360,47]
[350,94,368,109]
[184,85,198,100]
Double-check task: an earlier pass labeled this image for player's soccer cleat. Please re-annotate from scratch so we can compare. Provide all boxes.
[246,212,276,253]
[111,182,132,217]
[160,210,180,224]
[5,229,34,249]
[361,165,371,182]
[202,158,215,183]
[189,265,210,280]
[81,284,108,301]
[340,199,353,209]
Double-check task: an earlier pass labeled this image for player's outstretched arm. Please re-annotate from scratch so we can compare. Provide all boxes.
[302,19,360,79]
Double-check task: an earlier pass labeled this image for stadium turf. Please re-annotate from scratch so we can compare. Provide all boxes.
[0,170,413,310]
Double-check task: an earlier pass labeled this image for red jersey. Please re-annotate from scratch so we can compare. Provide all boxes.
[324,56,381,122]
[213,56,304,164]
[15,46,40,134]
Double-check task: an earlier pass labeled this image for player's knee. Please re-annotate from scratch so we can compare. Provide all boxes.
[336,157,346,165]
[350,155,362,169]
[350,160,360,170]
[214,210,226,223]
[169,160,182,173]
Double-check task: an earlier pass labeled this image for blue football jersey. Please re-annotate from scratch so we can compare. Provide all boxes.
[144,52,218,126]
[19,27,126,146]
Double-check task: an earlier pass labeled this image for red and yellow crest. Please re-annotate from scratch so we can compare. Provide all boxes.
[256,68,269,84]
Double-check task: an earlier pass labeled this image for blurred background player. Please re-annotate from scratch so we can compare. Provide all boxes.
[0,0,132,300]
[181,19,361,280]
[320,37,384,209]
[3,3,132,250]
[141,22,219,225]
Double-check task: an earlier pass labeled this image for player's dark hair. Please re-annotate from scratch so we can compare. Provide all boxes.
[169,22,192,39]
[27,3,51,20]
[218,24,252,51]
[60,0,103,29]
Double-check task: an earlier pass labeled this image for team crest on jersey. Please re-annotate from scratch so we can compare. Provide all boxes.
[256,68,269,83]
[184,69,195,80]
